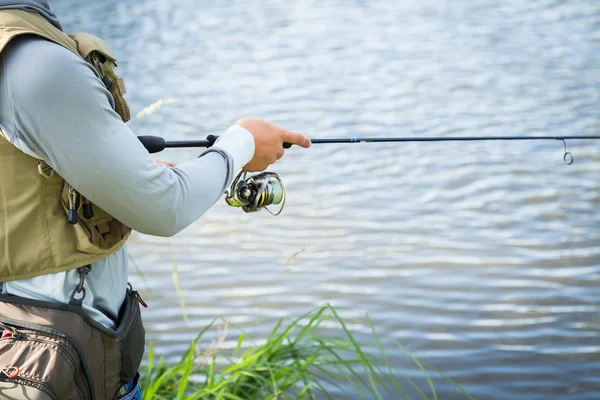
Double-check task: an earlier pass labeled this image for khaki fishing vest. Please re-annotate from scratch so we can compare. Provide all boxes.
[0,10,132,281]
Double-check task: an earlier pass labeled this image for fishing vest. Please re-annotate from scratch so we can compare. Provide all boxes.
[0,9,132,281]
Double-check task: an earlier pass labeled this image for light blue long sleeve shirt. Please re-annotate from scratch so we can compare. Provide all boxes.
[0,35,255,328]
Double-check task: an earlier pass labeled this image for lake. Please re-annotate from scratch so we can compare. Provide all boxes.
[54,0,600,398]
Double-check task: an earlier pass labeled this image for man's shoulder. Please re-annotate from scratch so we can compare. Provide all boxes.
[2,34,96,93]
[3,34,76,68]
[2,34,100,111]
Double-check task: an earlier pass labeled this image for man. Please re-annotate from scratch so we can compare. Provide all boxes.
[0,1,310,398]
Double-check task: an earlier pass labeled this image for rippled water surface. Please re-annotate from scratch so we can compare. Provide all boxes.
[56,1,600,398]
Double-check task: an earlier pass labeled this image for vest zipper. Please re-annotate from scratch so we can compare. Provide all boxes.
[67,184,80,224]
[133,290,147,308]
[0,321,24,339]
[82,196,94,219]
[0,318,95,400]
[127,283,148,308]
[0,374,59,400]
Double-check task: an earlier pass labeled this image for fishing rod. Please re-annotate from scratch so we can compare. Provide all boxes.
[138,134,600,215]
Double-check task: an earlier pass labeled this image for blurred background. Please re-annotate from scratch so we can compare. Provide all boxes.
[55,1,600,399]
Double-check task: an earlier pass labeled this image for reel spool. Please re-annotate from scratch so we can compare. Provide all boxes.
[225,171,286,216]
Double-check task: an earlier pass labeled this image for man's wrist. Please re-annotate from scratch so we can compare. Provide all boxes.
[211,125,255,173]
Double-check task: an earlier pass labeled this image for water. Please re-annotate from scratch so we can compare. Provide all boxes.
[55,0,600,398]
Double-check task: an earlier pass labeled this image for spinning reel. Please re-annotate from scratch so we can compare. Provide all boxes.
[225,171,286,216]
[136,134,287,216]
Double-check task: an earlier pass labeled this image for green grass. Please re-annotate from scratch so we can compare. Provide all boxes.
[139,304,474,400]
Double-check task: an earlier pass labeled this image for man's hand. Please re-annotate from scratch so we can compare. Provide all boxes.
[236,118,311,172]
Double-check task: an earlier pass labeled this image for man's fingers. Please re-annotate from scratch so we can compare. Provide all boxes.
[276,147,285,160]
[282,130,311,149]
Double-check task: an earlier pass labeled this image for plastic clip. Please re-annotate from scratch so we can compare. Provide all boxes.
[37,160,54,179]
[1,366,20,379]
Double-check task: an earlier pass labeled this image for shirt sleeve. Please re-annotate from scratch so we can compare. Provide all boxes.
[0,36,254,237]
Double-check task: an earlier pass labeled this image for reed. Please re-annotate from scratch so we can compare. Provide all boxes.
[139,304,474,400]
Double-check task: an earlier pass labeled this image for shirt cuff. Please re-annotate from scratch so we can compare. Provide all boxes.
[211,125,255,174]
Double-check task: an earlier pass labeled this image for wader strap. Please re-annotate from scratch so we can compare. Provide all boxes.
[69,265,91,306]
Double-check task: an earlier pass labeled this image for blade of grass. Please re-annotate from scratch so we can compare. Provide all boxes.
[421,361,475,400]
[366,315,408,400]
[328,306,390,399]
[172,262,189,323]
[395,341,437,400]
[177,337,198,399]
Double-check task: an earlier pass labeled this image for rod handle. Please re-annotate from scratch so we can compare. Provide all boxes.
[140,134,295,152]
[138,135,166,153]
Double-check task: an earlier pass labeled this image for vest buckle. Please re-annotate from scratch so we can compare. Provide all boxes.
[37,160,54,179]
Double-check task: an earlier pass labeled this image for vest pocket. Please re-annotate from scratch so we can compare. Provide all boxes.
[60,182,131,254]
[0,319,93,400]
